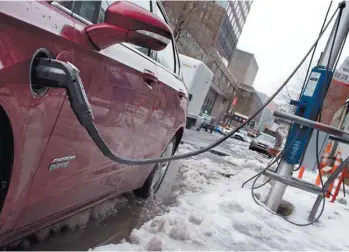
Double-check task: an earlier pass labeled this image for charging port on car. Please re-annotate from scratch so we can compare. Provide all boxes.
[29,48,53,97]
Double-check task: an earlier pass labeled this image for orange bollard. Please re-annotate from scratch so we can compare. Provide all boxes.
[298,166,305,179]
[331,172,344,203]
[315,170,325,186]
[315,142,332,186]
[326,151,342,198]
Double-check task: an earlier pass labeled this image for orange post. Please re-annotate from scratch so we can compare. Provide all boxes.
[315,170,325,186]
[331,172,344,203]
[326,151,342,198]
[298,166,305,179]
[315,142,332,186]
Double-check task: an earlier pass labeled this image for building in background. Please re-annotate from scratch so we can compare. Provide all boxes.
[228,49,259,86]
[163,0,253,123]
[214,1,253,61]
[221,49,259,129]
[225,83,263,131]
[322,56,349,125]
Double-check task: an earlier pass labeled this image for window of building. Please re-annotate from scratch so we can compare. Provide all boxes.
[240,17,245,27]
[233,22,238,31]
[236,30,241,38]
[211,62,218,73]
[237,11,242,21]
[226,81,232,92]
[243,3,248,13]
[227,5,232,16]
[236,6,241,16]
[152,2,176,73]
[220,76,226,90]
[215,69,223,84]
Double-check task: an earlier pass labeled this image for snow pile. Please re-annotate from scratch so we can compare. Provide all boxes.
[92,144,349,251]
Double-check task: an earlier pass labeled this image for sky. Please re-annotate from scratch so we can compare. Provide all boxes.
[237,0,349,97]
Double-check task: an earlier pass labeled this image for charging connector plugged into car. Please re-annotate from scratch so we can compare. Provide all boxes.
[34,58,93,126]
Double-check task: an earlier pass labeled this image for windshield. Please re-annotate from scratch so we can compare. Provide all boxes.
[239,130,247,136]
[202,114,212,123]
[257,134,276,145]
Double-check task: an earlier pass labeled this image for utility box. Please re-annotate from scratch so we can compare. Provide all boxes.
[179,54,214,129]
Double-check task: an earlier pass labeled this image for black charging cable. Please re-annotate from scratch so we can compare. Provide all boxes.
[33,6,339,165]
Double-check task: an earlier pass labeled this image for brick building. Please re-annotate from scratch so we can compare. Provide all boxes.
[322,57,349,125]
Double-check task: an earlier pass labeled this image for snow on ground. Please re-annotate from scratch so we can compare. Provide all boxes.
[92,143,349,251]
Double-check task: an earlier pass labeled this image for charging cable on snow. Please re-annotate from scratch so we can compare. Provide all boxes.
[241,127,328,226]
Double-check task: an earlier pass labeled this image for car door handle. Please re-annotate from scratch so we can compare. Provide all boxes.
[143,69,158,87]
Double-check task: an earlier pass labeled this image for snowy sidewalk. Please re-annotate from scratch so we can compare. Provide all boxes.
[93,143,349,251]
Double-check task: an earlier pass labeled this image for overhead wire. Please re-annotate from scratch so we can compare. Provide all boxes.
[242,2,345,226]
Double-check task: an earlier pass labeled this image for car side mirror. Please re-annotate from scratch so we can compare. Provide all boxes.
[85,1,172,51]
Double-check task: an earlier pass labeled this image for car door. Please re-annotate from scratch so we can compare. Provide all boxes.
[135,0,188,163]
[17,1,158,227]
[0,2,77,234]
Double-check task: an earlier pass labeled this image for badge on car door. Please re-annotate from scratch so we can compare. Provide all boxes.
[49,155,76,171]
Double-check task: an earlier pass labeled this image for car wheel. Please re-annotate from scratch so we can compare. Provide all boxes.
[133,138,176,199]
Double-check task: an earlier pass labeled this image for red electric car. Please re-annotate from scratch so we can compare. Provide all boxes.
[0,0,188,246]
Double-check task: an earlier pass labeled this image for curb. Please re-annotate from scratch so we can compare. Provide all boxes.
[180,141,230,157]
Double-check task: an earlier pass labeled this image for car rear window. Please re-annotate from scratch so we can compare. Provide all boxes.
[257,134,276,145]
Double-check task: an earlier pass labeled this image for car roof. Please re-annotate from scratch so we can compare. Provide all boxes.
[259,133,276,138]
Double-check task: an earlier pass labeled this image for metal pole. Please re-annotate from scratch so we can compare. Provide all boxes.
[318,2,349,69]
[265,160,294,212]
[265,2,349,213]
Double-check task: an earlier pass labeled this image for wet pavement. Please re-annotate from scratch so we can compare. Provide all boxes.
[15,130,253,251]
[25,160,181,251]
[182,129,250,157]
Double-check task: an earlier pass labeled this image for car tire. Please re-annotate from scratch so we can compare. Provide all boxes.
[133,138,176,199]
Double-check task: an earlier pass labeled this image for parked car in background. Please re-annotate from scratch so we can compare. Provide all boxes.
[196,113,215,133]
[222,127,234,135]
[249,133,277,158]
[245,135,253,143]
[232,130,249,142]
[0,0,188,247]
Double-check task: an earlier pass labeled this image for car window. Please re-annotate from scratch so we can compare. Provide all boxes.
[72,1,101,23]
[151,2,176,73]
[57,1,74,10]
[257,134,276,145]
